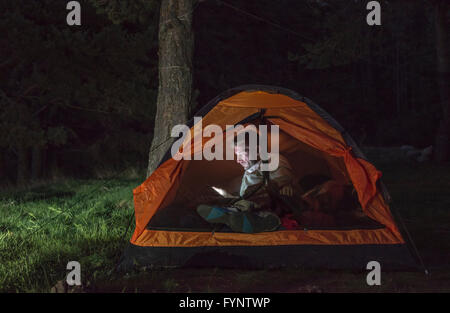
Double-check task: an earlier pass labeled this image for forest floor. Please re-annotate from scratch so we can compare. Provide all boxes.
[0,161,449,293]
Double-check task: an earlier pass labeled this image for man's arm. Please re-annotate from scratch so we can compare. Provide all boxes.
[268,155,302,196]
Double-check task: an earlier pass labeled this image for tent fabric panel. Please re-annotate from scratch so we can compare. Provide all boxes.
[133,227,404,247]
[267,116,401,237]
[268,117,382,208]
[220,90,304,108]
[131,158,187,242]
[217,92,346,143]
[265,107,346,144]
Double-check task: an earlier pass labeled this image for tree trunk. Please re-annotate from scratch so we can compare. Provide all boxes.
[433,1,450,162]
[31,146,42,181]
[395,40,401,116]
[17,146,28,185]
[147,0,194,177]
[0,150,3,182]
[49,148,58,179]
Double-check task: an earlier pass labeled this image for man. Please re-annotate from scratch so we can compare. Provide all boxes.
[197,131,305,233]
[236,140,298,199]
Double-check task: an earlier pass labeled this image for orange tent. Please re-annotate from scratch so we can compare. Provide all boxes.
[121,85,417,270]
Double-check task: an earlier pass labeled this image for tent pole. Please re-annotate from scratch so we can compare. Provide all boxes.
[391,204,429,275]
[114,211,135,272]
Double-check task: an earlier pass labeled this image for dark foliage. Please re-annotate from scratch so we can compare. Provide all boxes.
[0,0,446,184]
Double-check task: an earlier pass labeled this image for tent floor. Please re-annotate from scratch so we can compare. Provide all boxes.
[118,243,418,271]
[147,203,385,232]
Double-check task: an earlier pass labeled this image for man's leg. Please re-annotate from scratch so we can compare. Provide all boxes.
[277,194,310,222]
[197,202,280,233]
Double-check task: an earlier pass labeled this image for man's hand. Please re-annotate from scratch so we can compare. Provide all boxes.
[280,185,294,197]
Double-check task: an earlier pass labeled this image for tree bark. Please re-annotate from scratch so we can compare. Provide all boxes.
[17,146,28,185]
[147,0,194,177]
[31,146,42,181]
[433,1,450,162]
[0,150,3,182]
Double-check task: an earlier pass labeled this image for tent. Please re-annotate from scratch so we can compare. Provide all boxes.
[120,85,418,270]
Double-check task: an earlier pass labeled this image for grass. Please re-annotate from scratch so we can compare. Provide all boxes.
[0,162,449,292]
[0,178,140,292]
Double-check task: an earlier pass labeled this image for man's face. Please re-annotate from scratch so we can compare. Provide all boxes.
[234,145,251,169]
